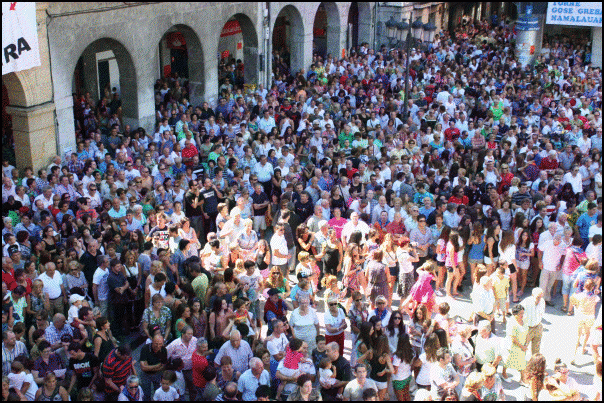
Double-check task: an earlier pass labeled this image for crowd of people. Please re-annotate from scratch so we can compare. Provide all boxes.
[1,11,603,402]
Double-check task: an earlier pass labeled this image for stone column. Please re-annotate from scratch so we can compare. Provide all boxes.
[203,53,219,107]
[592,26,602,69]
[243,46,259,85]
[326,24,341,58]
[515,5,542,68]
[6,102,57,173]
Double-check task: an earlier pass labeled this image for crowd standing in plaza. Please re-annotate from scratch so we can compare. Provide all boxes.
[2,12,603,402]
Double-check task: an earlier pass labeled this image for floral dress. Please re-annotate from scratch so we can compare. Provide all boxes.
[142,306,172,339]
[344,260,361,292]
[367,260,388,303]
[237,230,258,262]
[504,316,528,372]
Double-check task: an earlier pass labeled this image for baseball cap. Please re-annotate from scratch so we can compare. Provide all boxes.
[69,294,85,304]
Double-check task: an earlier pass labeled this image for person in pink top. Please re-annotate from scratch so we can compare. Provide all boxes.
[561,237,588,313]
[327,207,348,239]
[401,261,438,319]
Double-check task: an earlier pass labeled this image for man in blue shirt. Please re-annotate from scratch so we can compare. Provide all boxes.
[576,202,598,248]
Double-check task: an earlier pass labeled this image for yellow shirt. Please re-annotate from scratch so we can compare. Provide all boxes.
[492,275,510,299]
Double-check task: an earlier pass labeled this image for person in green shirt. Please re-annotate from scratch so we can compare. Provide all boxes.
[339,125,354,147]
[190,263,209,310]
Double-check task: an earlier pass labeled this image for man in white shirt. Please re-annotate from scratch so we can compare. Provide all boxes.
[341,212,370,247]
[258,110,276,135]
[562,166,583,195]
[521,288,545,355]
[538,234,565,306]
[270,224,291,277]
[266,320,288,362]
[342,363,377,401]
[37,262,67,316]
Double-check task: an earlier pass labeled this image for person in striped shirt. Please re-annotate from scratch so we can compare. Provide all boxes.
[103,345,135,399]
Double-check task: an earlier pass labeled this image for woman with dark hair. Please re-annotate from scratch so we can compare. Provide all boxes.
[369,334,395,400]
[367,250,388,309]
[444,232,462,298]
[484,223,501,275]
[499,230,519,303]
[523,353,547,401]
[516,229,534,299]
[392,333,415,401]
[386,309,407,355]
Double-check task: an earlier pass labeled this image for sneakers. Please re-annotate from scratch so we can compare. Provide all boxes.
[545,301,555,307]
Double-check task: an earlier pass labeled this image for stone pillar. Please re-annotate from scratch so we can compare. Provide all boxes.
[326,24,341,58]
[592,26,602,69]
[6,102,57,173]
[243,46,259,85]
[292,29,313,75]
[54,95,77,158]
[515,5,542,68]
[203,53,219,107]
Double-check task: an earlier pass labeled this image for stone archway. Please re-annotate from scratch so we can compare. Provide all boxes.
[158,24,205,107]
[73,37,139,131]
[218,13,259,91]
[272,5,305,76]
[313,2,341,59]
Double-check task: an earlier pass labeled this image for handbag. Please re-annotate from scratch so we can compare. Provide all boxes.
[265,205,273,226]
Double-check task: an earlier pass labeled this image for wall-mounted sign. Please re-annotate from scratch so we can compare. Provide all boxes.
[546,2,602,27]
[2,2,41,75]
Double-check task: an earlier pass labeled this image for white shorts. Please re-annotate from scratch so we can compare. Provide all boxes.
[484,257,498,265]
[253,215,267,232]
[373,380,388,390]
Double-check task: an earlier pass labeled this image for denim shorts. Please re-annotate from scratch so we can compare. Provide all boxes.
[561,273,575,296]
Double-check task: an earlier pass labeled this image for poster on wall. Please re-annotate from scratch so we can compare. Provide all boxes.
[2,2,41,75]
[546,2,602,27]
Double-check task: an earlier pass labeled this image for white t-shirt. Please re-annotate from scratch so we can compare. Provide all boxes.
[153,385,179,401]
[8,372,38,401]
[319,368,337,385]
[392,355,412,381]
[266,333,289,358]
[324,308,346,336]
[270,234,289,266]
[416,352,433,386]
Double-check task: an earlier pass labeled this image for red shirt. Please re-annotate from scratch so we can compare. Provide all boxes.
[346,168,359,180]
[448,195,469,205]
[192,351,208,388]
[444,127,461,142]
[539,157,559,171]
[2,268,17,291]
[181,145,199,167]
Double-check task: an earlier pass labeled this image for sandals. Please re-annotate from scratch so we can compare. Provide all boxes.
[561,306,568,312]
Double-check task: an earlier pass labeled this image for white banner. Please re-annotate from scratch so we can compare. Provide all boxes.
[2,2,41,75]
[546,2,603,27]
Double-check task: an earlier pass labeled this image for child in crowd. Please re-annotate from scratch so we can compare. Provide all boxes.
[492,266,511,323]
[153,370,180,401]
[312,335,328,373]
[275,338,312,399]
[318,357,338,386]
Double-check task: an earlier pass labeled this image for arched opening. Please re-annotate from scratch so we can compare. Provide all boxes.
[348,2,372,51]
[2,76,23,167]
[313,2,340,60]
[157,25,205,107]
[272,5,304,77]
[72,38,138,137]
[218,13,259,94]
